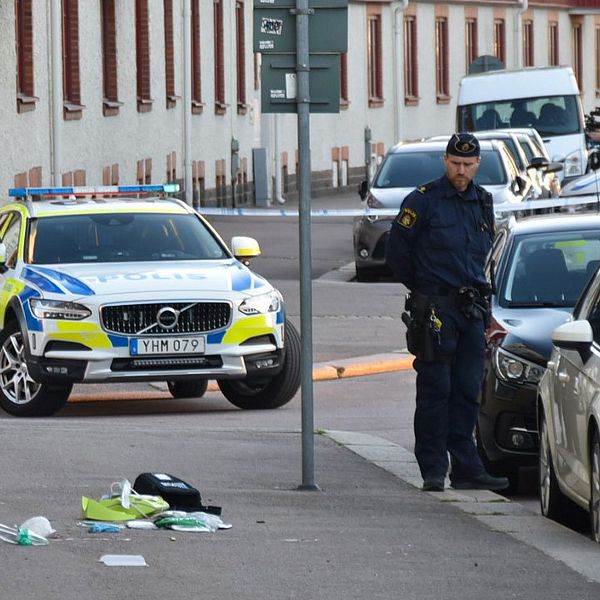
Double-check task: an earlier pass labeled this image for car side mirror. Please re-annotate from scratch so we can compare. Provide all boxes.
[0,242,6,273]
[552,319,593,360]
[513,176,527,194]
[528,156,548,170]
[231,236,261,266]
[358,180,368,201]
[589,150,600,171]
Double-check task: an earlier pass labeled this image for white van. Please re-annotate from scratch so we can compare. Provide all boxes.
[456,66,587,182]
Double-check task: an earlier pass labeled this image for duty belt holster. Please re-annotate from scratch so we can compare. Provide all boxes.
[401,293,445,362]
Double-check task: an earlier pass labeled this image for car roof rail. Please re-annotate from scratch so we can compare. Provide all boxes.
[8,183,180,201]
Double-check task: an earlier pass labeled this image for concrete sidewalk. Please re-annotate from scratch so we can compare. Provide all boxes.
[2,419,600,599]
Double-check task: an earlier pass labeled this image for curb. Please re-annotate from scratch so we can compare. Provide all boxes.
[68,352,414,403]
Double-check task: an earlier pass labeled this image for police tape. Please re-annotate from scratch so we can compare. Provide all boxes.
[196,194,600,217]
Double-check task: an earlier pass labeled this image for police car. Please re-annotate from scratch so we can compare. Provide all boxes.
[0,184,300,416]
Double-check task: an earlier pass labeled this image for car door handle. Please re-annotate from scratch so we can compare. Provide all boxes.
[547,360,557,371]
[557,371,570,383]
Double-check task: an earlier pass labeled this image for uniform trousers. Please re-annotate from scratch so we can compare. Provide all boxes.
[413,305,487,481]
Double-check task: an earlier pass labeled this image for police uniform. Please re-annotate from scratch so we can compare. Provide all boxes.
[385,133,505,491]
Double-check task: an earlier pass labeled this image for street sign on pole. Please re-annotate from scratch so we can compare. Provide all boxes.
[261,53,340,113]
[254,7,347,53]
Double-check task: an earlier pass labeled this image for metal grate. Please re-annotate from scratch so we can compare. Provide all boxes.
[101,302,231,335]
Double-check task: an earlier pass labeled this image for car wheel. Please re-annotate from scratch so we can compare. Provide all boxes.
[0,321,72,417]
[167,379,208,399]
[218,319,300,410]
[539,411,568,520]
[589,429,600,543]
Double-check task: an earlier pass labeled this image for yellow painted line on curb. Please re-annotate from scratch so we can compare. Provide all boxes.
[68,355,414,403]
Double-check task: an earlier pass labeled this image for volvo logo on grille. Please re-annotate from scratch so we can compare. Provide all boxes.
[156,307,179,330]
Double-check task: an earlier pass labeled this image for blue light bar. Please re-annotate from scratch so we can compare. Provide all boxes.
[8,183,180,198]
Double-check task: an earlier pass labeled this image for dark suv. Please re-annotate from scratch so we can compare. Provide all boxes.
[479,213,600,488]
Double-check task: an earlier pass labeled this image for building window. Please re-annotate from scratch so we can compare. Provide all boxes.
[597,26,600,96]
[101,0,120,116]
[465,18,478,73]
[164,0,177,109]
[549,21,559,66]
[367,12,383,107]
[135,0,152,112]
[523,20,534,67]
[63,0,82,119]
[214,0,226,113]
[573,21,583,90]
[493,19,505,65]
[404,15,417,104]
[191,0,203,113]
[15,0,37,113]
[340,52,349,108]
[435,17,449,102]
[236,1,246,113]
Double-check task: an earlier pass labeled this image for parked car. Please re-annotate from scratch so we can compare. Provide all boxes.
[537,262,600,541]
[0,184,300,416]
[479,213,600,488]
[353,139,531,281]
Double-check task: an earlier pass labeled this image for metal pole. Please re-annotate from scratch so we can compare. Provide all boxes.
[50,0,62,186]
[296,0,318,491]
[183,0,193,206]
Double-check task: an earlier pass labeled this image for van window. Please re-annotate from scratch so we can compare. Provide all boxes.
[459,95,581,137]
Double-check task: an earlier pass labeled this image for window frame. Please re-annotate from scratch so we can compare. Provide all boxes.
[101,0,121,116]
[62,0,83,119]
[214,0,226,114]
[135,0,153,113]
[15,0,37,113]
[404,14,418,105]
[435,17,449,103]
[367,10,383,108]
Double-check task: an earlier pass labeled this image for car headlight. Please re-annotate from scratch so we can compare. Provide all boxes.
[238,290,281,315]
[494,346,545,386]
[564,149,583,177]
[29,298,92,320]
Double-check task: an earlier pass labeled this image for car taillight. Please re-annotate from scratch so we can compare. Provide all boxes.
[486,313,507,346]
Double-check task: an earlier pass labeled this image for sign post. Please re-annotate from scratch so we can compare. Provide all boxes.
[254,0,348,491]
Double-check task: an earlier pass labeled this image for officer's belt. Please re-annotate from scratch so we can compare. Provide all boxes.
[410,287,485,309]
[410,290,457,309]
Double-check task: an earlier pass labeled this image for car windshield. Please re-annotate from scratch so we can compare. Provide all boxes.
[374,149,506,188]
[27,213,229,264]
[459,95,581,137]
[500,230,600,307]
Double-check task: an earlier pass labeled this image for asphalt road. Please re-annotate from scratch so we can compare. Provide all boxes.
[1,195,599,597]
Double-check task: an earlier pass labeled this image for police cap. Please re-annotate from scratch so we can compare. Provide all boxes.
[446,133,480,158]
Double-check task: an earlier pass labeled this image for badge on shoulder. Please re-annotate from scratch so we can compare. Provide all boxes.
[396,207,417,228]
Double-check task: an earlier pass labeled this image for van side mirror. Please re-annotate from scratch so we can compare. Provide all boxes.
[528,156,548,170]
[358,180,369,201]
[589,150,600,171]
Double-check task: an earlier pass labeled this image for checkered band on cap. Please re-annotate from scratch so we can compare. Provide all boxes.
[446,133,480,157]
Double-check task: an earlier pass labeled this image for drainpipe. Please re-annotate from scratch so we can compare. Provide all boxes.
[393,0,409,143]
[515,0,528,69]
[183,0,193,206]
[50,0,62,186]
[273,114,286,204]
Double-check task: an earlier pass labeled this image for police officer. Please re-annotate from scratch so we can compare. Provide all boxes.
[385,133,508,492]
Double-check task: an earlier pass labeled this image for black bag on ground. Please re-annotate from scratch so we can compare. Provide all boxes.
[133,473,221,515]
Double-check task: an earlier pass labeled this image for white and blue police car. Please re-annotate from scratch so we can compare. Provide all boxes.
[0,184,300,416]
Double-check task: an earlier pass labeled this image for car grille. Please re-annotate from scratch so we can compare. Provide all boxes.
[101,302,231,335]
[111,355,223,371]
